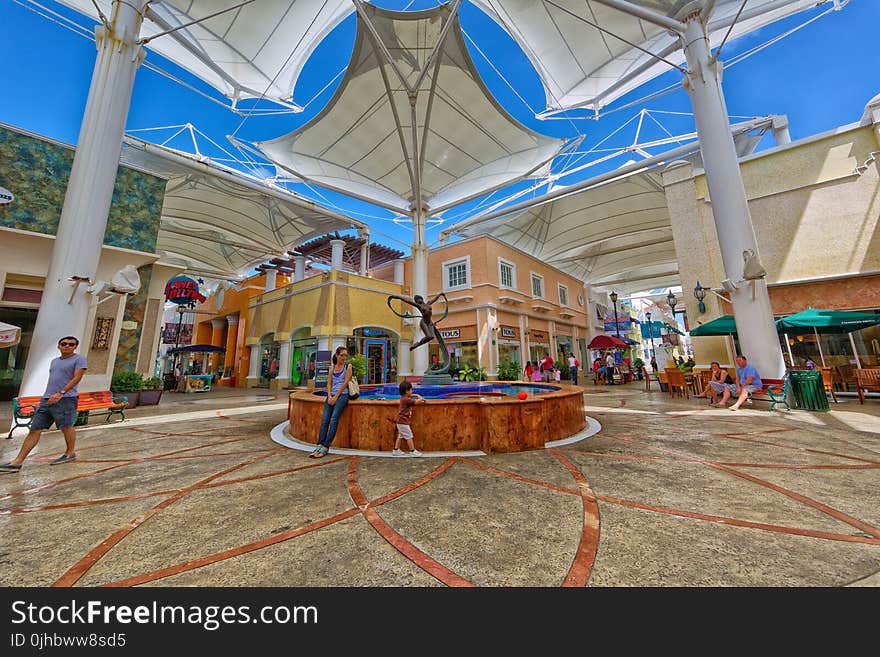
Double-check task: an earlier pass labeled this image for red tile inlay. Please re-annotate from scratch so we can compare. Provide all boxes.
[346,458,475,587]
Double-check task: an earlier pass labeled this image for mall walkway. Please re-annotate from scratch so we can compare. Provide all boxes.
[1,384,878,586]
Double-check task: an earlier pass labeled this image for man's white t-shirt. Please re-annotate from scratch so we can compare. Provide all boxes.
[606,355,615,368]
[568,356,576,369]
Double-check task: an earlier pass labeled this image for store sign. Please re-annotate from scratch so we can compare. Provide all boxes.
[530,330,548,341]
[604,317,632,333]
[500,327,517,339]
[164,276,206,305]
[439,328,461,340]
[313,350,332,388]
[0,186,13,204]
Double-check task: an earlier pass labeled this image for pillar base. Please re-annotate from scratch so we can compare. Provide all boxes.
[420,373,454,386]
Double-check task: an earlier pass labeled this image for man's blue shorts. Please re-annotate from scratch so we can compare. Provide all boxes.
[30,397,78,430]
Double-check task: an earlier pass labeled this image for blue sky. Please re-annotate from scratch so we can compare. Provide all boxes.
[1,0,878,259]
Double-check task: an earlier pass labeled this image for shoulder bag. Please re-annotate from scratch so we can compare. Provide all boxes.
[347,365,360,399]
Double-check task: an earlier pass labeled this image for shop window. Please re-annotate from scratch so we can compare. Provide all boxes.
[531,273,544,299]
[558,284,568,307]
[443,257,470,291]
[499,259,516,290]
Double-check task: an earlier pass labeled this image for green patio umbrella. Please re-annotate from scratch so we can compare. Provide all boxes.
[689,315,737,337]
[775,308,880,368]
[664,323,685,336]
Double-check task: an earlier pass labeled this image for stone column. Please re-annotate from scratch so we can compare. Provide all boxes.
[277,340,291,388]
[393,259,405,284]
[317,336,331,351]
[209,318,225,373]
[247,344,260,386]
[398,339,412,377]
[294,255,306,282]
[264,270,277,292]
[330,239,345,270]
[680,14,785,378]
[223,316,239,380]
[359,240,369,276]
[19,0,148,397]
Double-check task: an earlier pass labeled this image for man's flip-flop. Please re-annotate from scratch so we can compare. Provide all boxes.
[50,453,77,465]
[0,462,22,473]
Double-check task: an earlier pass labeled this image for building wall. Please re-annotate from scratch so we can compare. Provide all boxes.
[665,121,880,366]
[0,124,165,253]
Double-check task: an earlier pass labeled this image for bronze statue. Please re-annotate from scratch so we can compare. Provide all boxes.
[387,292,450,374]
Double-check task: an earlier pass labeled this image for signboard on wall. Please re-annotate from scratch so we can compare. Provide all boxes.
[530,330,548,342]
[439,328,461,340]
[163,322,193,345]
[500,326,517,339]
[313,350,332,388]
[0,186,13,204]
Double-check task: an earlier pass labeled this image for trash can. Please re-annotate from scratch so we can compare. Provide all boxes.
[74,410,90,427]
[788,370,829,411]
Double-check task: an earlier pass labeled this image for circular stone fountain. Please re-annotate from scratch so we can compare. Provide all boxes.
[286,382,588,454]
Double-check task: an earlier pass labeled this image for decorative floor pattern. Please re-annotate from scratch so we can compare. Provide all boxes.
[2,389,879,586]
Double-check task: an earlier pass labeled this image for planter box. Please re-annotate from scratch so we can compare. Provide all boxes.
[139,390,163,406]
[114,391,140,408]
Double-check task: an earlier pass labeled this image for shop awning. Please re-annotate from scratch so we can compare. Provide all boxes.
[0,321,21,348]
[775,309,880,335]
[690,315,738,337]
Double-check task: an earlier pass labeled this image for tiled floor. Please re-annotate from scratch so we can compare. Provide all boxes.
[2,385,878,586]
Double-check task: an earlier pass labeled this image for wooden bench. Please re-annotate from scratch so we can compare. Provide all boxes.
[7,391,128,439]
[854,368,880,404]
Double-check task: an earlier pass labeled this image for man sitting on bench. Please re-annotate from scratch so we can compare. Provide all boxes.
[1,336,87,473]
[718,355,762,411]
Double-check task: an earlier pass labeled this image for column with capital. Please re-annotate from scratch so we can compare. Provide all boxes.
[223,316,239,383]
[247,345,260,387]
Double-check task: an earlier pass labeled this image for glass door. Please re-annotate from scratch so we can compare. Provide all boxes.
[365,340,387,384]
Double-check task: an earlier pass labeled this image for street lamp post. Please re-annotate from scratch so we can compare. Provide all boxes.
[610,291,620,338]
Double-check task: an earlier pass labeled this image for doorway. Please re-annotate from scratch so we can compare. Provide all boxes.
[365,339,387,384]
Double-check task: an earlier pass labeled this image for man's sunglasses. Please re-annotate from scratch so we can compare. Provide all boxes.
[59,342,77,347]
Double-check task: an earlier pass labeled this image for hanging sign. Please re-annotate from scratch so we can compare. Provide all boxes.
[0,186,13,204]
[604,317,632,332]
[164,276,206,305]
[439,328,461,340]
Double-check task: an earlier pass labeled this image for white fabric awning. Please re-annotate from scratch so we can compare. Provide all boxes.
[56,0,353,107]
[473,0,827,114]
[254,3,567,214]
[458,168,679,294]
[120,136,366,279]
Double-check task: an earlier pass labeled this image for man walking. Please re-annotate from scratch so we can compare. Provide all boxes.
[1,336,87,473]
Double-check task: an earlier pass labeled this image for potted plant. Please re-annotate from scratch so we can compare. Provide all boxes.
[139,377,163,406]
[633,358,645,380]
[110,371,144,408]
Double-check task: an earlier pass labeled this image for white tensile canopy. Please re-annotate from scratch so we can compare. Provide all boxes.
[57,1,826,116]
[56,0,352,108]
[120,136,367,279]
[473,0,828,114]
[254,3,567,214]
[444,116,775,294]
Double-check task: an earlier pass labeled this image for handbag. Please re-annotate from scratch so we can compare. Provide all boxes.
[347,370,360,400]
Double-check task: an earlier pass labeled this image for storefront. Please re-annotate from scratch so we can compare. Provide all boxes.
[498,325,520,367]
[290,327,317,386]
[528,328,550,365]
[259,333,279,386]
[555,332,573,362]
[429,325,478,370]
[0,307,37,401]
[347,327,399,383]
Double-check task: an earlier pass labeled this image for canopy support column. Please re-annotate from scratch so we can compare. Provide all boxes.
[848,332,863,370]
[411,208,429,376]
[813,327,826,367]
[784,333,795,367]
[680,14,785,379]
[20,0,148,396]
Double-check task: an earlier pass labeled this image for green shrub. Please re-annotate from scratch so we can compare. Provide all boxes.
[459,364,488,382]
[142,377,162,390]
[348,354,366,383]
[497,361,520,381]
[633,358,645,371]
[110,371,144,393]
